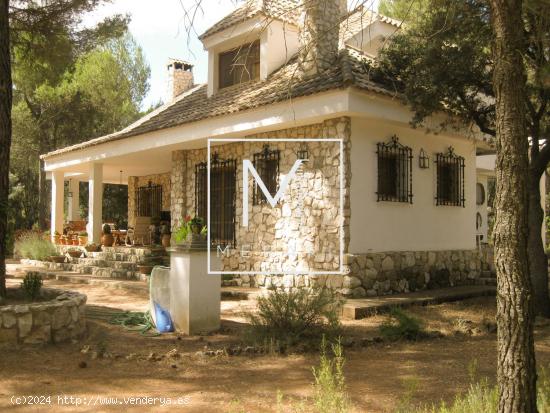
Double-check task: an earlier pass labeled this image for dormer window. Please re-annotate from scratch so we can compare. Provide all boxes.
[218,41,260,89]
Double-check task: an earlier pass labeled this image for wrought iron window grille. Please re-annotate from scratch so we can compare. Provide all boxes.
[195,153,237,247]
[435,146,465,207]
[136,181,163,218]
[252,145,280,205]
[376,135,413,203]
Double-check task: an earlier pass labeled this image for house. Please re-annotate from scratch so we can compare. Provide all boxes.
[41,1,497,297]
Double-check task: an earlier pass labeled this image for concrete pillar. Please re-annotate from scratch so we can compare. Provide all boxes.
[169,248,220,335]
[88,163,103,244]
[50,171,65,239]
[67,179,80,222]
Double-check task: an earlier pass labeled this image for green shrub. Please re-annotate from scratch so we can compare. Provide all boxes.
[246,287,342,347]
[379,307,424,341]
[14,231,57,261]
[21,273,43,301]
[398,364,550,413]
[312,337,350,413]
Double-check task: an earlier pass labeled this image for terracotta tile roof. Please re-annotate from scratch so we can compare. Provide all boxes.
[42,46,399,159]
[199,0,301,40]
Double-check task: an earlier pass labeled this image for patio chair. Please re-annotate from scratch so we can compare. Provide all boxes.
[127,216,151,246]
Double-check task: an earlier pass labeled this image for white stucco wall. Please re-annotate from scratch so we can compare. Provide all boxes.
[475,174,490,243]
[260,20,300,80]
[349,117,477,253]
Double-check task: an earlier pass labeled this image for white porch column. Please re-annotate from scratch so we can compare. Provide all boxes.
[67,179,80,222]
[50,171,64,239]
[88,163,103,244]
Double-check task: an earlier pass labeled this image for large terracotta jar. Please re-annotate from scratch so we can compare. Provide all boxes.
[102,233,114,247]
[102,224,114,247]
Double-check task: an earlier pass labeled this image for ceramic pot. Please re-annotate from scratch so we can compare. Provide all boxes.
[102,233,114,247]
[49,255,66,263]
[138,265,153,275]
[161,234,171,248]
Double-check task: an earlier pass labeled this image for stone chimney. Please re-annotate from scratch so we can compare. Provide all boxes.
[167,59,194,101]
[299,0,347,76]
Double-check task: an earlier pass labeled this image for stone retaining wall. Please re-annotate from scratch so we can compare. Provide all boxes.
[0,286,87,346]
[234,249,482,298]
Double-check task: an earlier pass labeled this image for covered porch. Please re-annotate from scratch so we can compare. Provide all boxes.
[46,144,177,245]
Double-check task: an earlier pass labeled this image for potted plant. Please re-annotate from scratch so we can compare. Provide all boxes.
[101,224,114,247]
[85,243,100,253]
[49,253,66,264]
[189,217,204,234]
[137,265,154,275]
[59,235,67,245]
[174,216,191,244]
[71,235,79,246]
[78,231,88,246]
[53,231,61,244]
[67,248,82,258]
[160,224,171,248]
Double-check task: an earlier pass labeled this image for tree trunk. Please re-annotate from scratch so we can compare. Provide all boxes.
[489,0,538,412]
[528,166,550,317]
[0,0,12,298]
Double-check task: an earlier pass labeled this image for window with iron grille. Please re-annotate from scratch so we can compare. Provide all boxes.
[435,147,465,207]
[136,182,163,218]
[195,154,237,247]
[253,145,280,205]
[376,136,413,203]
[218,41,260,89]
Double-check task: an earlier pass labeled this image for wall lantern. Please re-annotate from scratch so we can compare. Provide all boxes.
[67,179,73,199]
[297,143,309,162]
[418,148,430,169]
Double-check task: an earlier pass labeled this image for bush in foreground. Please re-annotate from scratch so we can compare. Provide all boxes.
[399,366,550,413]
[246,287,342,348]
[379,307,424,341]
[20,272,43,301]
[14,231,56,261]
[311,337,350,413]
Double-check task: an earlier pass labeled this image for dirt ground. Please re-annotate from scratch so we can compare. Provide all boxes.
[2,274,550,413]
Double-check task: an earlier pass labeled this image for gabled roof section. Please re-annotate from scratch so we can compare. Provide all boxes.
[340,6,403,43]
[42,45,399,159]
[199,0,301,40]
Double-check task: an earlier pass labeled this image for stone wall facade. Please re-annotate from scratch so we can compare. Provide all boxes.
[128,173,171,228]
[236,249,482,298]
[170,117,351,274]
[0,286,87,346]
[168,116,484,298]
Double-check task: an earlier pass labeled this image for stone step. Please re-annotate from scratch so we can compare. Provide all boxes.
[481,270,495,278]
[475,277,497,286]
[22,268,259,300]
[91,266,138,280]
[342,285,496,319]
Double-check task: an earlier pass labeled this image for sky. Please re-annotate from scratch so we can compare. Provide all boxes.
[83,0,379,109]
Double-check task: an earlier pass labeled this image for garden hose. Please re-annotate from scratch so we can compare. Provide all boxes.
[109,310,160,337]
